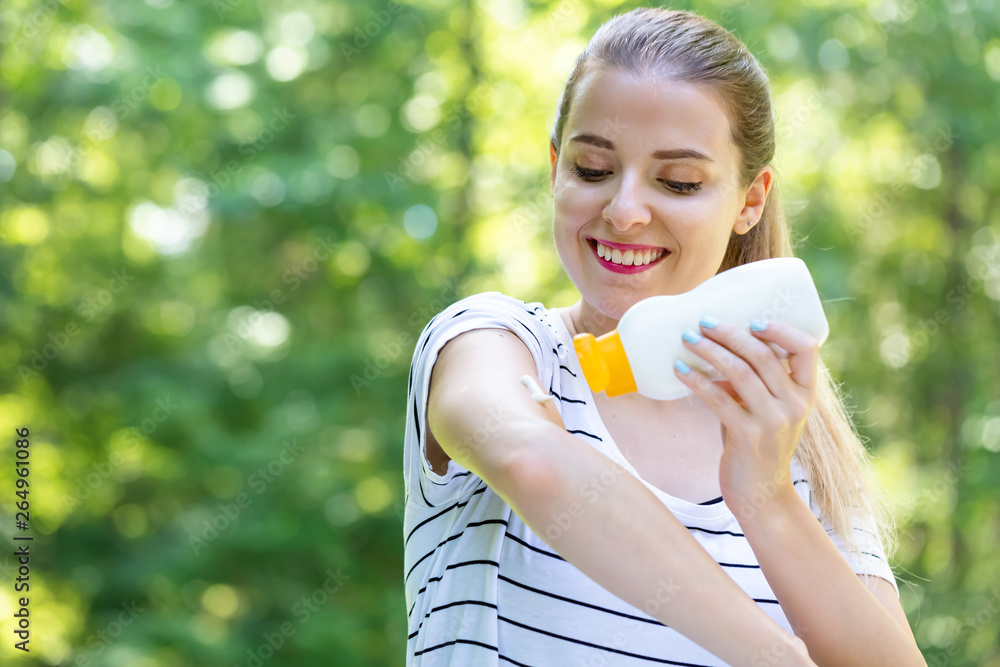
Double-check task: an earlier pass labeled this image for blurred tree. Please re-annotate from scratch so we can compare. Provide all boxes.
[0,0,997,664]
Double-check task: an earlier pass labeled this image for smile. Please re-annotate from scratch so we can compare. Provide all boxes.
[587,237,670,274]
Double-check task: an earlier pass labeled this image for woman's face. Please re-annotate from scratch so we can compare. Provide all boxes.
[550,65,772,324]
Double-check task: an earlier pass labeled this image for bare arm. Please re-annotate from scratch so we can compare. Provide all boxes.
[426,328,815,666]
[738,485,926,666]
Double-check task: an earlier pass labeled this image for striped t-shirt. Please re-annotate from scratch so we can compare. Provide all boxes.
[402,291,898,667]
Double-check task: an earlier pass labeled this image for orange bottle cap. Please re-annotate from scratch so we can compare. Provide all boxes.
[572,330,637,397]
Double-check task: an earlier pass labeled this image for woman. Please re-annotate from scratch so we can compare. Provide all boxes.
[403,7,925,666]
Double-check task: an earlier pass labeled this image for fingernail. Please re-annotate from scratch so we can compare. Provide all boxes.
[750,318,767,331]
[682,329,702,344]
[699,316,718,329]
[674,360,690,374]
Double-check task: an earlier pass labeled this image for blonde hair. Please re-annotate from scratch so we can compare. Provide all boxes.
[550,7,896,561]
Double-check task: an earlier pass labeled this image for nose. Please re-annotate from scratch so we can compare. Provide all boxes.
[602,169,652,232]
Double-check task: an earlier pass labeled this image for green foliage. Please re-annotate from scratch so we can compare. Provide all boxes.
[0,0,998,664]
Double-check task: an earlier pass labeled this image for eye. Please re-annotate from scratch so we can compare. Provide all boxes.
[571,163,703,194]
[570,164,609,181]
[659,179,703,193]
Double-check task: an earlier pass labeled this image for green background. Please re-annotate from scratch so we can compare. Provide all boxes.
[1,0,998,664]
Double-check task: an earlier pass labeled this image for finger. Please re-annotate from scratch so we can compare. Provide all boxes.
[684,321,782,411]
[673,359,751,429]
[766,341,790,360]
[713,379,748,409]
[747,319,820,392]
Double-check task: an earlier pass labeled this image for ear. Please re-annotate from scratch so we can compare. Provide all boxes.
[734,165,774,235]
[550,140,558,191]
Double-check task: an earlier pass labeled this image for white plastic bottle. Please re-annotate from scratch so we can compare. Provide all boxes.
[572,257,830,400]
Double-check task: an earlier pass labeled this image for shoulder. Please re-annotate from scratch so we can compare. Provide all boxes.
[426,291,548,326]
[417,291,557,347]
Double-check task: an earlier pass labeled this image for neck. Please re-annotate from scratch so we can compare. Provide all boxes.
[565,300,620,338]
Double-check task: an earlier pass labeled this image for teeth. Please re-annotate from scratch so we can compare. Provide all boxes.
[596,241,665,266]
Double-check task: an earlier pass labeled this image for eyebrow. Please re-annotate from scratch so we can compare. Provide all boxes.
[569,133,715,163]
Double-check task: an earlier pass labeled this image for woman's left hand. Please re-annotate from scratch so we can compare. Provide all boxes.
[673,317,820,520]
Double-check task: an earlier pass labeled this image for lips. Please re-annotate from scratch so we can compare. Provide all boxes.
[590,237,669,252]
[587,237,670,274]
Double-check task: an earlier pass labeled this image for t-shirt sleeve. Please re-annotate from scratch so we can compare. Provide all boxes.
[791,463,900,597]
[402,291,555,509]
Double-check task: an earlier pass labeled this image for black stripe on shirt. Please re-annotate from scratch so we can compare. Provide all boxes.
[513,317,543,354]
[504,527,762,571]
[406,519,509,583]
[499,654,537,667]
[412,399,421,445]
[503,531,566,561]
[409,599,499,639]
[410,636,538,667]
[413,637,498,657]
[497,573,667,628]
[497,614,713,666]
[827,526,880,540]
[687,525,745,537]
[417,475,433,508]
[548,388,587,405]
[565,429,603,441]
[424,470,471,487]
[411,540,736,631]
[409,545,765,627]
[404,485,488,547]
